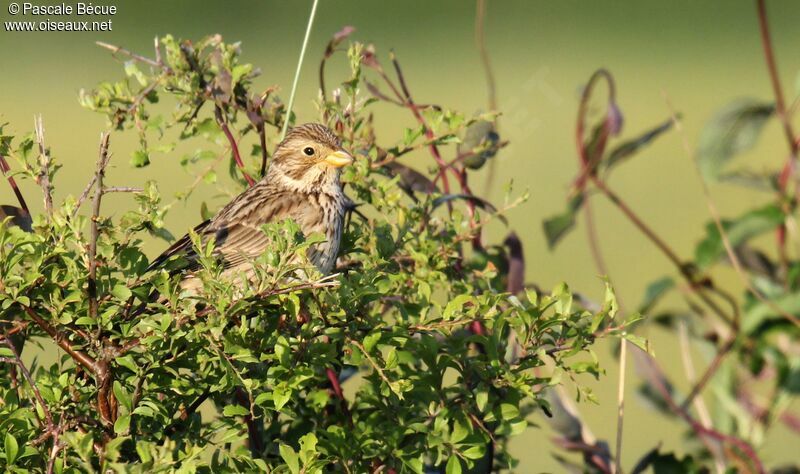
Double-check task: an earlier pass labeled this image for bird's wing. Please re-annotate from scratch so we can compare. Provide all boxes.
[145,219,212,273]
[147,184,303,274]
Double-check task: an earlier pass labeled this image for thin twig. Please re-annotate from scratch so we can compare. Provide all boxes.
[280,0,321,140]
[0,155,29,214]
[215,106,255,187]
[34,115,53,217]
[755,0,798,275]
[72,175,99,220]
[350,339,393,389]
[679,338,736,412]
[45,417,65,474]
[591,177,735,327]
[104,186,143,194]
[678,321,726,474]
[88,133,111,325]
[95,41,163,69]
[633,348,765,473]
[614,338,627,474]
[0,337,53,428]
[755,0,797,163]
[476,0,501,195]
[474,0,496,115]
[663,91,800,328]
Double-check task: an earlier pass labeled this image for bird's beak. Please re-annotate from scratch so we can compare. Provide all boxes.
[323,150,354,168]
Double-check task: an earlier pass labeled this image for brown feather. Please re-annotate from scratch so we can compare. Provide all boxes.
[148,123,351,289]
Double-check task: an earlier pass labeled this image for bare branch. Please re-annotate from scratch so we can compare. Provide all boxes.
[104,186,143,194]
[88,133,111,324]
[96,41,165,70]
[34,115,53,217]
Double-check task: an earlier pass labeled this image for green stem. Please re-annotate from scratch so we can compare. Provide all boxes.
[280,0,321,141]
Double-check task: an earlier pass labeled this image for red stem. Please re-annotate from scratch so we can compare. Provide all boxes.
[215,106,255,187]
[756,0,798,273]
[0,155,30,214]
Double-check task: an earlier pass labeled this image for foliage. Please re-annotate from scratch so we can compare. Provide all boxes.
[541,3,800,472]
[0,32,612,473]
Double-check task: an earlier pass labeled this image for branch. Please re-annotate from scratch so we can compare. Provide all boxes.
[677,320,726,474]
[475,0,501,195]
[662,91,800,327]
[104,186,143,194]
[756,0,798,274]
[0,154,30,214]
[22,306,96,373]
[350,339,393,389]
[88,133,111,325]
[388,52,484,247]
[378,53,453,199]
[0,336,53,429]
[591,177,735,327]
[633,348,765,473]
[95,41,164,70]
[215,106,255,187]
[755,0,797,161]
[34,115,53,217]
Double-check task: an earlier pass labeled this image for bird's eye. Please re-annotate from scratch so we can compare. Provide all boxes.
[303,147,315,156]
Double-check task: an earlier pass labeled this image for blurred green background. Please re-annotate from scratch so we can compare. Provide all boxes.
[1,0,798,471]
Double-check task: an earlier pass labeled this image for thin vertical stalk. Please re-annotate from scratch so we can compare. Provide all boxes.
[281,0,321,141]
[614,339,627,474]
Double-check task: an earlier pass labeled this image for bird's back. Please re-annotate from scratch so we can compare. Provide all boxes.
[147,179,347,288]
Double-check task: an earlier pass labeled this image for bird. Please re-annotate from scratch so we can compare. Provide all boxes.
[145,123,353,294]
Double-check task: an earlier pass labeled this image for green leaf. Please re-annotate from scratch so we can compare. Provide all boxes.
[623,333,651,355]
[130,149,151,168]
[500,402,520,420]
[744,291,800,333]
[113,414,131,434]
[476,388,489,413]
[273,386,292,410]
[5,432,18,465]
[222,404,249,417]
[638,277,675,313]
[279,444,300,474]
[696,98,774,182]
[363,332,381,352]
[543,194,584,249]
[462,445,485,460]
[113,381,132,411]
[451,418,469,443]
[111,284,132,301]
[432,194,504,224]
[445,456,462,474]
[604,117,676,171]
[694,203,784,268]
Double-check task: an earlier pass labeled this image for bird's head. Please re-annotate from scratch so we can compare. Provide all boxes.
[267,123,353,193]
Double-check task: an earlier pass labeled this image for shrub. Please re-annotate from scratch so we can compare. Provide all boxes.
[0,31,614,472]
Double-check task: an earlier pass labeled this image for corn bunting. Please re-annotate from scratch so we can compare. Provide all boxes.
[147,123,353,291]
